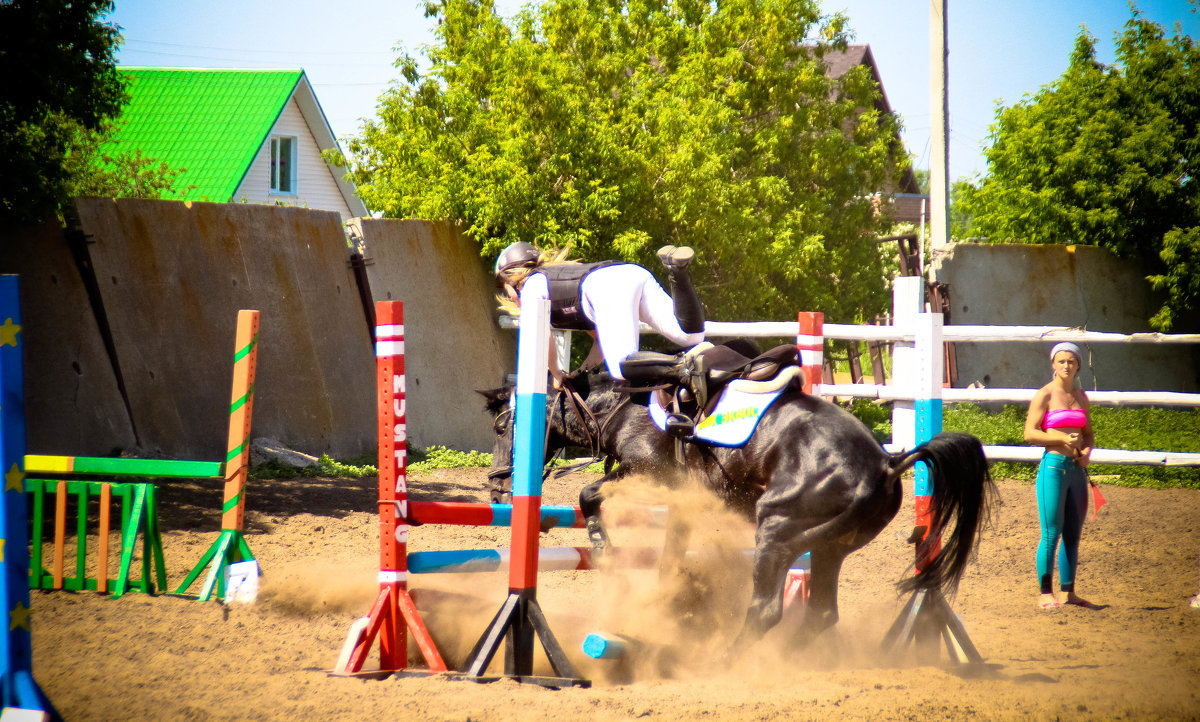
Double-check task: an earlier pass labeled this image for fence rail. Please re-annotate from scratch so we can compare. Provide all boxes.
[502,278,1199,467]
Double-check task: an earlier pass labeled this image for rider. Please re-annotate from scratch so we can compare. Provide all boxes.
[493,243,707,544]
[494,242,706,388]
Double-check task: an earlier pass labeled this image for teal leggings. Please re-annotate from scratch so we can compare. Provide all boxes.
[1036,452,1089,593]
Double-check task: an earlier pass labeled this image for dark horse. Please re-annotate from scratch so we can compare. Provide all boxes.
[480,364,994,648]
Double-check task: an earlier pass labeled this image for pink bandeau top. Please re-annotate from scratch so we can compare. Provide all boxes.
[1044,408,1087,429]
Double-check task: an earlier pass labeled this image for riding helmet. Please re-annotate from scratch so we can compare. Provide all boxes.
[494,241,541,286]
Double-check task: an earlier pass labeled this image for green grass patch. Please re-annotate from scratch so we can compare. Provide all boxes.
[408,445,493,471]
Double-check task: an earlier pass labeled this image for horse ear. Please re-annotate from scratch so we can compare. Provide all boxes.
[476,387,510,411]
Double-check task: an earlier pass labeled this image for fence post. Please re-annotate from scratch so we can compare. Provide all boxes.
[891,277,924,450]
[913,310,945,570]
[338,301,447,676]
[460,295,586,685]
[797,312,824,396]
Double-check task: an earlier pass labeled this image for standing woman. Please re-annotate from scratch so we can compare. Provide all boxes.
[1023,342,1098,609]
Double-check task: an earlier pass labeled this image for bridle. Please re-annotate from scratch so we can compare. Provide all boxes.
[489,374,630,480]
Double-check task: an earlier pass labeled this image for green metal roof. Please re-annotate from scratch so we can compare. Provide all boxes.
[110,68,304,202]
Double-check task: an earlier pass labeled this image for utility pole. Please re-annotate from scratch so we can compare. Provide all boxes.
[930,0,949,256]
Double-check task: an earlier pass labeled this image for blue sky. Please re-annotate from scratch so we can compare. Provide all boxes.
[110,0,1198,182]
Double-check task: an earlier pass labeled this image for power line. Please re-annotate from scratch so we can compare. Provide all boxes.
[122,37,398,57]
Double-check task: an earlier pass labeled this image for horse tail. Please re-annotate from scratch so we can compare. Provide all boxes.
[888,431,995,597]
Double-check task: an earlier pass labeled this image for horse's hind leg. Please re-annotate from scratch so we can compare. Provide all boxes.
[789,546,847,649]
[732,516,806,649]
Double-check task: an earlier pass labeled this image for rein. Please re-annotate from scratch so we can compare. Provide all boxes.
[548,379,616,477]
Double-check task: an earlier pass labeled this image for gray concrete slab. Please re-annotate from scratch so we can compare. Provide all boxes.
[0,219,137,455]
[355,219,515,452]
[75,198,375,460]
[932,242,1199,393]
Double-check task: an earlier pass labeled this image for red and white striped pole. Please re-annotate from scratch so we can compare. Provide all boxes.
[340,301,446,675]
[797,312,824,396]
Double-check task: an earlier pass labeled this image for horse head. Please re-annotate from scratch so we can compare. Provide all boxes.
[476,368,638,502]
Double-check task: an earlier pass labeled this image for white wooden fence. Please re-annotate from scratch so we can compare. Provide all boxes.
[503,276,1200,466]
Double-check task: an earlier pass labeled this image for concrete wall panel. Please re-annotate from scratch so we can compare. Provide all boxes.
[932,243,1199,393]
[356,219,514,452]
[0,221,137,455]
[75,198,375,460]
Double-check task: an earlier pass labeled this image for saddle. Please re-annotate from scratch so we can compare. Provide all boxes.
[621,340,802,442]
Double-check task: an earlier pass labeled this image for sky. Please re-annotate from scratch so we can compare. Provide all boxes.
[109,0,1199,182]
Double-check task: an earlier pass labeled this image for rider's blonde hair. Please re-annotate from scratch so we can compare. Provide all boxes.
[496,245,576,316]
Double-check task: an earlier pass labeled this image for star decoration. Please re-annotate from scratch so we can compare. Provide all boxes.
[0,318,20,347]
[5,463,23,492]
[9,602,30,632]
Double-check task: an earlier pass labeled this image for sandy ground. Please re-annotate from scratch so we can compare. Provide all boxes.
[28,466,1200,721]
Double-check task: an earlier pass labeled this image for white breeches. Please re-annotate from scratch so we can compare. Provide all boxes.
[580,264,705,379]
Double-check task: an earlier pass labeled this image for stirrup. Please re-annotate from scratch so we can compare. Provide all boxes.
[664,412,695,439]
[684,354,708,411]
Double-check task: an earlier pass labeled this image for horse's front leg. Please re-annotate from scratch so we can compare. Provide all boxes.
[658,511,692,580]
[580,466,636,554]
[580,478,610,553]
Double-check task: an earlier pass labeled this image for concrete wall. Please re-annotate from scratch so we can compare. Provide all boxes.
[931,242,1199,393]
[0,220,137,455]
[0,200,512,461]
[353,218,516,452]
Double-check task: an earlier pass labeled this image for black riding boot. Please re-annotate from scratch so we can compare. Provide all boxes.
[657,245,705,334]
[619,351,707,432]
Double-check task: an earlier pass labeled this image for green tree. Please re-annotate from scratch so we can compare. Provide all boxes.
[65,119,190,200]
[960,11,1200,331]
[341,0,909,323]
[0,0,126,226]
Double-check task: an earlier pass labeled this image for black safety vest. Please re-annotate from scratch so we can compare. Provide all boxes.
[532,261,624,331]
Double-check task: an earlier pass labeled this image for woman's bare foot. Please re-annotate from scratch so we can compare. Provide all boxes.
[1038,593,1060,609]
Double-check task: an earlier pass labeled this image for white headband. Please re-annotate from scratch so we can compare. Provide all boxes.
[1049,342,1082,362]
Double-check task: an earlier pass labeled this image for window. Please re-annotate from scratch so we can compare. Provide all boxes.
[270,136,297,194]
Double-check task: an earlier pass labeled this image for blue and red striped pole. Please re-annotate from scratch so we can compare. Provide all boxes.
[408,501,585,528]
[0,276,53,716]
[461,295,585,684]
[502,293,551,673]
[913,311,945,572]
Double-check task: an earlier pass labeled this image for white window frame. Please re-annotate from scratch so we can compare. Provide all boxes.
[270,135,298,195]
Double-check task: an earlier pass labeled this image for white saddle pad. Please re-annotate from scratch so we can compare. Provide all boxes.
[647,366,799,447]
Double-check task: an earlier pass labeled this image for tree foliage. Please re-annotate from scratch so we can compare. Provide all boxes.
[65,120,190,201]
[0,0,126,226]
[959,11,1200,331]
[342,0,909,322]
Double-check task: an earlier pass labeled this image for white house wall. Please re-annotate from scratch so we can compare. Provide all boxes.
[234,97,353,222]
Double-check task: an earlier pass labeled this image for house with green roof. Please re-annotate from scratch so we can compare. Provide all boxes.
[109,67,369,221]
